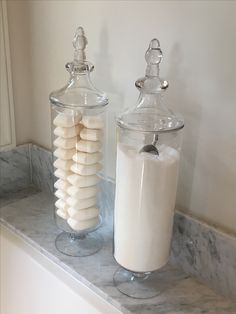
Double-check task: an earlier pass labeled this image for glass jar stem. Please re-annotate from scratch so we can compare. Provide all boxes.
[69,233,86,241]
[131,272,151,280]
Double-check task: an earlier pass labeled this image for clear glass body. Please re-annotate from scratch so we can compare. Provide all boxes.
[114,127,183,273]
[51,105,106,236]
[113,39,184,298]
[49,27,108,256]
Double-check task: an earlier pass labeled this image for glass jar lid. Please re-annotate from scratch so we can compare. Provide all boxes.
[117,39,184,133]
[49,27,108,109]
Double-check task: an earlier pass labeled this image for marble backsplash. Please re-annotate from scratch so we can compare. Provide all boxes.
[171,213,236,299]
[1,143,236,299]
[31,144,54,193]
[0,144,31,196]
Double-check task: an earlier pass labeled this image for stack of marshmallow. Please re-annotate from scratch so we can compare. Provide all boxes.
[53,111,103,232]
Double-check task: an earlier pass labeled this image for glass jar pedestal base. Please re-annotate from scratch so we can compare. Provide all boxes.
[55,231,103,257]
[113,267,165,299]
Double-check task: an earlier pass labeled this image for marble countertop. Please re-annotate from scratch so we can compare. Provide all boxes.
[1,191,236,314]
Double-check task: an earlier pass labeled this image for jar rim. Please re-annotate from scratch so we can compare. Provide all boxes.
[49,95,109,110]
[50,100,108,110]
[116,119,184,133]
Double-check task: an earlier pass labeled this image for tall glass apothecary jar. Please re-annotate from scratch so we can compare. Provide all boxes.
[49,27,108,257]
[114,39,184,298]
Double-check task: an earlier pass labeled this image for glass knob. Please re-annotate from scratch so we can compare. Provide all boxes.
[72,26,88,63]
[145,38,163,65]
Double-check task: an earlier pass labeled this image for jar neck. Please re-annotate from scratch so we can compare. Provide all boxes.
[68,71,93,88]
[136,92,163,109]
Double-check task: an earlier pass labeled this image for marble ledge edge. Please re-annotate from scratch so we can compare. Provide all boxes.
[0,220,123,313]
[1,143,236,299]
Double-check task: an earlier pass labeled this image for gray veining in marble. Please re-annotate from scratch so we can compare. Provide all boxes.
[0,192,236,314]
[30,144,54,193]
[0,144,31,197]
[171,212,236,299]
[0,186,39,208]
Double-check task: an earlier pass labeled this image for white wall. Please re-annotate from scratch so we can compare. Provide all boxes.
[7,1,236,233]
[0,0,16,151]
[7,0,31,145]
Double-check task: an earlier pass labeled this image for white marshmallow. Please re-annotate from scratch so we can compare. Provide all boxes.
[76,140,102,153]
[56,209,68,220]
[55,199,68,211]
[71,163,102,176]
[67,197,97,210]
[53,112,81,127]
[72,151,102,165]
[81,115,104,129]
[67,186,97,199]
[54,159,74,171]
[67,217,99,231]
[54,179,70,191]
[54,168,73,180]
[54,125,82,138]
[54,148,76,160]
[68,207,99,221]
[67,174,100,187]
[55,189,67,201]
[54,137,77,149]
[80,128,103,141]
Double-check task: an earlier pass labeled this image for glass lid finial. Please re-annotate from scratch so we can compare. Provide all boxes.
[145,39,162,72]
[65,26,94,74]
[72,26,88,64]
[135,38,168,92]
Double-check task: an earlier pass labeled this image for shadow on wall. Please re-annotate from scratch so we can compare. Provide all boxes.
[7,0,32,145]
[93,25,124,180]
[166,42,202,213]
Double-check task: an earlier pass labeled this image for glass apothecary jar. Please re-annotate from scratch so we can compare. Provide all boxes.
[49,27,108,257]
[113,39,184,298]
